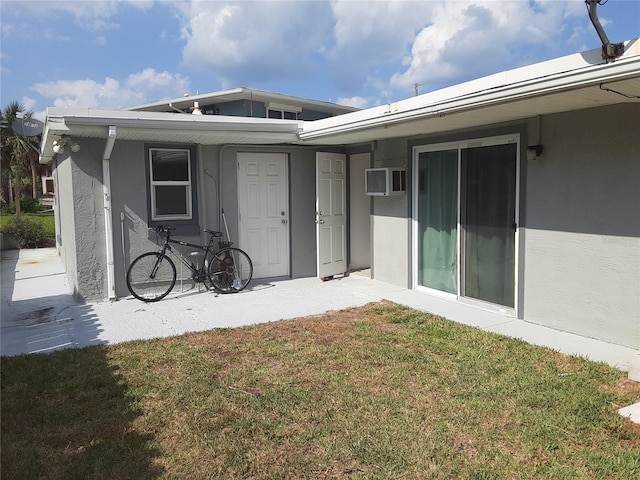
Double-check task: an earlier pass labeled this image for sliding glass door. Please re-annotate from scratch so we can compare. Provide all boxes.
[414,137,519,310]
[461,144,517,307]
[416,149,458,294]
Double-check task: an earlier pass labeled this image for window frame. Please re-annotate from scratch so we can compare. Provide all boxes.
[149,147,193,221]
[145,145,199,234]
[412,133,521,315]
[266,102,301,120]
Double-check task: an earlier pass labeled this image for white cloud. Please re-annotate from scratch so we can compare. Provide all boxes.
[177,1,333,86]
[327,0,437,92]
[21,96,38,112]
[336,96,374,109]
[390,1,585,91]
[31,69,191,109]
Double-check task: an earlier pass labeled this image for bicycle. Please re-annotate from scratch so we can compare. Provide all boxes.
[126,226,253,302]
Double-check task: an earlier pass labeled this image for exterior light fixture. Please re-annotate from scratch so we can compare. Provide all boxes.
[52,138,81,155]
[527,145,543,160]
[192,101,203,115]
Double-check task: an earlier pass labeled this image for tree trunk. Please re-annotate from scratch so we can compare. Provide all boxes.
[14,179,21,219]
[31,156,38,199]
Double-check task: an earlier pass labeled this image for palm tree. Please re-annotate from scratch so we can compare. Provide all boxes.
[0,101,41,218]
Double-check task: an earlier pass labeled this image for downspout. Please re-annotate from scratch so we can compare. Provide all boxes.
[197,144,207,244]
[102,125,117,299]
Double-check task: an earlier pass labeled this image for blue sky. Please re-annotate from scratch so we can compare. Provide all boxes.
[1,0,638,119]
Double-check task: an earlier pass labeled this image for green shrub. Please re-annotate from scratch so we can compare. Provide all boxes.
[19,196,42,213]
[2,217,47,248]
[0,197,42,214]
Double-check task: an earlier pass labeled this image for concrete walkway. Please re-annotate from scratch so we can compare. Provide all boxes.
[2,248,638,422]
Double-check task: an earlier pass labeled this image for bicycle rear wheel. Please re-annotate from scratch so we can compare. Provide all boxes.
[127,252,176,302]
[208,247,253,293]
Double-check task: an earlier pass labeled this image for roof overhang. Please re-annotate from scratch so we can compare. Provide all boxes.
[299,39,640,145]
[125,87,359,115]
[40,109,302,164]
[40,39,639,164]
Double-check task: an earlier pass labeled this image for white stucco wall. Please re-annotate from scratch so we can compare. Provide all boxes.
[523,103,639,348]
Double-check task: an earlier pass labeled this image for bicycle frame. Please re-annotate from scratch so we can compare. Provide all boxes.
[154,230,219,281]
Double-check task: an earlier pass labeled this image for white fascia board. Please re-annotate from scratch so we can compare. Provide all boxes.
[52,109,303,134]
[39,109,303,162]
[46,108,302,139]
[300,39,640,140]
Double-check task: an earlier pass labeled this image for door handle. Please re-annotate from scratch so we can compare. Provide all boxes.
[281,219,288,224]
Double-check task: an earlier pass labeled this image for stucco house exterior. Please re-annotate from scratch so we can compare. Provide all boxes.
[40,41,639,350]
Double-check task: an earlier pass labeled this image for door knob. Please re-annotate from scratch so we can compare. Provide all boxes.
[281,219,288,224]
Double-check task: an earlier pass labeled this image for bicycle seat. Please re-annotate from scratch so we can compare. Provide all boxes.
[203,229,223,237]
[155,225,176,232]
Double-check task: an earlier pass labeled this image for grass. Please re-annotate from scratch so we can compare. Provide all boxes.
[0,211,55,238]
[2,302,639,479]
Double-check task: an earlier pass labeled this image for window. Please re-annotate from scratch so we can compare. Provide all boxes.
[266,102,301,120]
[149,148,192,221]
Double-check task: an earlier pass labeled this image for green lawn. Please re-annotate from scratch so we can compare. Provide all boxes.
[1,302,638,479]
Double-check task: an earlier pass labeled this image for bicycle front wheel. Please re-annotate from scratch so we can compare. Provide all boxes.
[208,247,253,293]
[127,252,176,302]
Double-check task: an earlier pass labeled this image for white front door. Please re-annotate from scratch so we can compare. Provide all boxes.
[238,152,289,278]
[316,152,347,279]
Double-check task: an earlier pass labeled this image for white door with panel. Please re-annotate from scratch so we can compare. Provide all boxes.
[316,152,347,279]
[238,152,289,278]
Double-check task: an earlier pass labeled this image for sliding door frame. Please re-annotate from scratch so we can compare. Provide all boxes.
[412,134,521,315]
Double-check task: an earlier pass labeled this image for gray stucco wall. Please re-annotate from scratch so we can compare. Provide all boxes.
[103,143,320,298]
[523,103,639,348]
[109,141,217,298]
[369,104,638,348]
[53,139,107,301]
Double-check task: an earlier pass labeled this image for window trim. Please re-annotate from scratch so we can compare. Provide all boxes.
[149,147,193,221]
[145,144,199,235]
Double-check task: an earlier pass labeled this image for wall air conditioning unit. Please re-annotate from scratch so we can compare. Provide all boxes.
[365,167,406,196]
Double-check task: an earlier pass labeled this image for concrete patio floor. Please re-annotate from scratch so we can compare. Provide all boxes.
[2,247,638,423]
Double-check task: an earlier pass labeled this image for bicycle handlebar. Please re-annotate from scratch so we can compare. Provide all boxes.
[154,225,176,233]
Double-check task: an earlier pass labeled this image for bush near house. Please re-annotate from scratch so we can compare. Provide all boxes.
[0,211,55,248]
